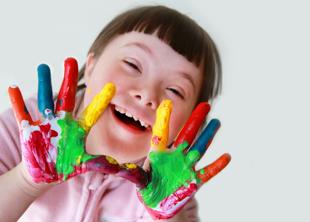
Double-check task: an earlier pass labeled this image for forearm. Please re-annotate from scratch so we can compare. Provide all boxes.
[154,211,192,222]
[162,198,199,222]
[0,163,52,221]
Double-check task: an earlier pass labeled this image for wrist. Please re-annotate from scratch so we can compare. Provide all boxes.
[16,162,54,198]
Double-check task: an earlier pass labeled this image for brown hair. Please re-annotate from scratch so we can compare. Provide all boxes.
[78,5,222,103]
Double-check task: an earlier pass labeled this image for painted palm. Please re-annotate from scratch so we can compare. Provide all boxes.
[8,58,147,185]
[134,100,231,219]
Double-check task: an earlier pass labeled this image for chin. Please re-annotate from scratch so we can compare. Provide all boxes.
[100,144,148,164]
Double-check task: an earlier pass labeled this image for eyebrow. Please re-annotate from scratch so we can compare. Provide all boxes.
[178,71,197,93]
[123,42,153,55]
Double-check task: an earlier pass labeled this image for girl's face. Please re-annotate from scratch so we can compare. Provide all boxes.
[83,32,202,163]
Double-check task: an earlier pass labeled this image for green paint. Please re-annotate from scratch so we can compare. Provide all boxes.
[56,113,96,179]
[140,142,200,208]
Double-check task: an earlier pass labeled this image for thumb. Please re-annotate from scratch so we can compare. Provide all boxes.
[84,155,121,174]
[116,163,149,189]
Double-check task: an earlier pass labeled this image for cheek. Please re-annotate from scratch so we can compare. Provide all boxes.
[84,65,121,103]
[88,64,133,97]
[168,109,192,142]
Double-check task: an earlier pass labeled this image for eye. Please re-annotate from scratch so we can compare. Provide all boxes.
[167,88,184,100]
[123,60,141,72]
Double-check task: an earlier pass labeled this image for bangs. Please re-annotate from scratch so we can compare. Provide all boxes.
[113,6,207,67]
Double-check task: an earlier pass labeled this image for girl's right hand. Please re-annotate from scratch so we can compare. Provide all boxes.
[8,58,148,185]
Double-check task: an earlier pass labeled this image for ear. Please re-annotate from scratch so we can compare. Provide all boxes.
[84,53,96,85]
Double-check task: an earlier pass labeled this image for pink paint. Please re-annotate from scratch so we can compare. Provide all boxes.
[152,136,161,145]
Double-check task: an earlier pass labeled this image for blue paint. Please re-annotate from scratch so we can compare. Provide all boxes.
[38,64,54,117]
[188,119,220,159]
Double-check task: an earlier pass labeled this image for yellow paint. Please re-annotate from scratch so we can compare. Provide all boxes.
[79,83,116,132]
[124,163,137,169]
[76,155,82,164]
[151,99,172,151]
[106,156,118,165]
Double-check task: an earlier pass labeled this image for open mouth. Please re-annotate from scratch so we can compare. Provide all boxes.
[111,104,151,132]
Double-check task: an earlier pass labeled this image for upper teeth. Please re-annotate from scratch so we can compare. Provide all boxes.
[114,105,150,128]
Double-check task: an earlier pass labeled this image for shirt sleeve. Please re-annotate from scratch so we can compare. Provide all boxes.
[0,97,40,174]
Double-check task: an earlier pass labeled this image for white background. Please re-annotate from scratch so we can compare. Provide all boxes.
[0,1,309,221]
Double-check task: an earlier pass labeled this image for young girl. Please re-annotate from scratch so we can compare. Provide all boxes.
[0,5,230,222]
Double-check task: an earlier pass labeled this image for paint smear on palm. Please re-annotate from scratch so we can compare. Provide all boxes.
[56,113,95,179]
[151,100,172,151]
[140,142,201,208]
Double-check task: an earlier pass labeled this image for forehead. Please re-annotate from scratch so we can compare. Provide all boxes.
[102,31,203,87]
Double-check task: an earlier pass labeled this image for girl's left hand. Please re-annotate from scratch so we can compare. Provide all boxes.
[127,100,231,220]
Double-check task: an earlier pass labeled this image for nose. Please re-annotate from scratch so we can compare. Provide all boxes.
[130,88,158,110]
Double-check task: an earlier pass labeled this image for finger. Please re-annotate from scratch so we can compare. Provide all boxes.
[173,102,210,149]
[150,99,172,151]
[117,163,149,189]
[68,153,117,180]
[187,119,221,163]
[84,156,148,188]
[196,153,231,184]
[78,83,116,133]
[55,57,79,113]
[84,155,121,174]
[8,86,33,125]
[37,64,54,118]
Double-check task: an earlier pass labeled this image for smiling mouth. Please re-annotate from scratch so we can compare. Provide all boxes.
[111,104,151,132]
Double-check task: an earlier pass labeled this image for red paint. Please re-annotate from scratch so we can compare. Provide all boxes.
[174,102,210,149]
[56,58,78,113]
[151,136,161,145]
[23,123,59,182]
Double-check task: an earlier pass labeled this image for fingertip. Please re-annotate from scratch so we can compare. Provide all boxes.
[64,57,78,72]
[209,119,221,130]
[8,85,19,94]
[214,153,232,172]
[223,153,232,164]
[37,64,51,79]
[103,82,116,96]
[156,99,173,121]
[197,153,231,183]
[7,85,33,124]
[196,102,211,113]
[8,85,22,100]
[65,57,78,64]
[159,99,173,110]
[8,84,18,89]
[56,58,78,113]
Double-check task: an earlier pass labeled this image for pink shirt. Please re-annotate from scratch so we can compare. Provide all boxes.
[0,93,199,222]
